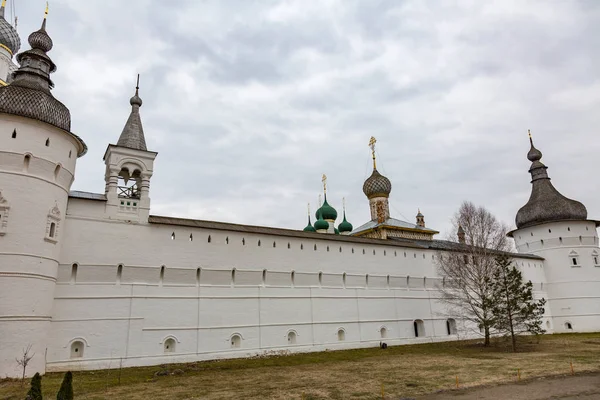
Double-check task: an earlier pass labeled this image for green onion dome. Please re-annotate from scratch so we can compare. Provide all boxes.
[315,195,338,221]
[303,216,316,232]
[314,216,330,231]
[338,213,353,233]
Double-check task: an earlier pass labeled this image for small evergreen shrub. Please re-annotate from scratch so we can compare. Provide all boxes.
[56,371,73,400]
[26,372,43,400]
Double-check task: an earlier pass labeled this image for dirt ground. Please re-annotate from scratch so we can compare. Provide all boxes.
[418,372,600,400]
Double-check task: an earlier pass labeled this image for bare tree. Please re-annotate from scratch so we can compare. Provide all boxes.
[436,201,510,346]
[16,344,35,382]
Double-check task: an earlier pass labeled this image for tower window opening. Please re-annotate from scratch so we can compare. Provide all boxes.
[171,232,175,240]
[45,138,50,147]
[262,269,267,285]
[117,264,123,283]
[394,251,397,256]
[384,250,386,256]
[300,243,303,250]
[258,240,261,247]
[572,257,578,266]
[11,129,16,138]
[579,235,582,244]
[373,249,376,255]
[242,238,245,245]
[273,241,276,248]
[362,249,365,255]
[288,242,291,249]
[117,168,141,199]
[189,233,193,242]
[559,237,563,244]
[208,235,211,243]
[568,227,571,231]
[314,244,317,251]
[366,274,369,287]
[352,248,354,253]
[196,268,201,286]
[231,268,236,285]
[226,236,229,244]
[342,272,347,287]
[68,150,72,158]
[594,256,599,266]
[540,239,544,246]
[70,263,78,284]
[339,246,342,252]
[327,246,329,252]
[291,271,295,286]
[49,222,56,238]
[404,252,407,257]
[23,154,31,171]
[548,229,552,233]
[318,272,323,285]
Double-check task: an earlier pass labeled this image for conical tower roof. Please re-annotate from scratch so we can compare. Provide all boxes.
[117,75,147,151]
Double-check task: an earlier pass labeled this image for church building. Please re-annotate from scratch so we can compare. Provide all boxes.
[0,6,599,378]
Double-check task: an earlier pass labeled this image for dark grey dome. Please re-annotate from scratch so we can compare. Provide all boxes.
[363,169,392,199]
[515,138,587,229]
[0,11,20,55]
[28,28,53,53]
[0,17,70,131]
[0,83,70,131]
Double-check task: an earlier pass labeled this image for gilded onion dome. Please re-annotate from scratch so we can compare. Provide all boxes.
[515,132,587,229]
[0,3,20,55]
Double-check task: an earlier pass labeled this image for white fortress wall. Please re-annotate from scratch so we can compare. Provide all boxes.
[45,199,549,371]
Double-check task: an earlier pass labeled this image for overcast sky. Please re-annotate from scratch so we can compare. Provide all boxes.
[11,0,600,237]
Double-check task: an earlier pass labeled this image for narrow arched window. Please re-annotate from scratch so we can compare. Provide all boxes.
[262,269,267,285]
[565,322,573,330]
[288,242,291,249]
[208,235,211,243]
[273,241,276,248]
[258,240,261,247]
[226,236,229,244]
[242,238,245,245]
[171,232,175,240]
[54,164,61,180]
[196,268,201,286]
[342,273,347,287]
[49,222,56,238]
[45,138,50,147]
[327,246,330,252]
[339,246,342,253]
[231,268,236,285]
[337,329,345,341]
[318,272,323,286]
[365,274,369,287]
[11,129,16,138]
[291,271,295,286]
[23,154,30,171]
[446,318,457,335]
[159,266,165,285]
[380,327,387,339]
[70,263,78,284]
[117,264,123,284]
[189,233,193,242]
[300,243,303,250]
[68,150,72,158]
[413,320,425,337]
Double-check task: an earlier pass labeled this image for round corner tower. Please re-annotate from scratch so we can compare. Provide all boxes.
[509,134,600,334]
[0,16,86,377]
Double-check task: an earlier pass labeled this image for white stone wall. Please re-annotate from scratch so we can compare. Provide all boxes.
[513,220,600,333]
[38,202,549,373]
[0,115,80,378]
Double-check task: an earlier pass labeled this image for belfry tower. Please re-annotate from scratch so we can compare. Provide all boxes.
[509,131,600,333]
[0,0,19,85]
[103,76,157,223]
[0,8,87,377]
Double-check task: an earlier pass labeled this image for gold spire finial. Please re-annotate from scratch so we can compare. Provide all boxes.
[342,197,346,212]
[322,174,327,193]
[307,202,311,216]
[369,136,377,169]
[44,2,49,19]
[1,0,6,9]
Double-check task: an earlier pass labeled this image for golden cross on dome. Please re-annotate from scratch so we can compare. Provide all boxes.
[369,136,377,169]
[44,2,49,19]
[1,1,6,9]
[322,174,327,193]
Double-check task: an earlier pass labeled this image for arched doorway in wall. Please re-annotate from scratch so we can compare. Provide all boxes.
[446,319,457,335]
[337,328,346,341]
[70,341,84,359]
[231,334,242,348]
[287,331,297,345]
[413,320,425,338]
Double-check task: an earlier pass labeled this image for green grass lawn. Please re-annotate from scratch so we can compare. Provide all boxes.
[2,333,600,399]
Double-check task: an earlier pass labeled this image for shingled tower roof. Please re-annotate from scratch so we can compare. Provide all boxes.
[116,76,147,151]
[515,133,587,229]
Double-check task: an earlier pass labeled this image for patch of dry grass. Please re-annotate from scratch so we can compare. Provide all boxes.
[2,333,600,400]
